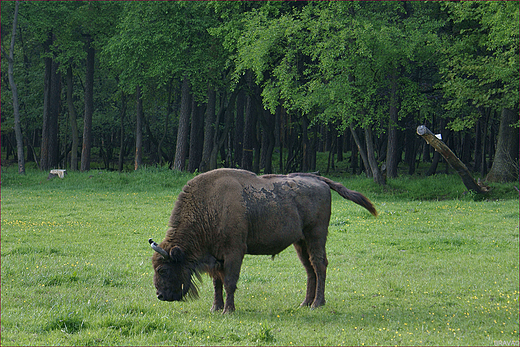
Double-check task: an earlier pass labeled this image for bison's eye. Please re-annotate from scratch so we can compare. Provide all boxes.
[157,267,167,276]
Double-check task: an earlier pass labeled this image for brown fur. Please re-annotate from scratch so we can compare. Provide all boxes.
[151,168,376,313]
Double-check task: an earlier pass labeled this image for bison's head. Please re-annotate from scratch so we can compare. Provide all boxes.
[149,238,199,302]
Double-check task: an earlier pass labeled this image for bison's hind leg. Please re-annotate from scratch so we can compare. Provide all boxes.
[294,238,328,309]
[294,241,318,307]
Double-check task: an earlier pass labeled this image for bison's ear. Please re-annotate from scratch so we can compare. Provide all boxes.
[169,246,185,263]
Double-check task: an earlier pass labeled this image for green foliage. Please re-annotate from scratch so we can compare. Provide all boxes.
[1,1,518,181]
[441,1,519,119]
[1,168,519,345]
[229,1,446,134]
[103,2,226,98]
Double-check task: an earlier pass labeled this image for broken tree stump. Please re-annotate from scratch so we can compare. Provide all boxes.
[417,125,489,194]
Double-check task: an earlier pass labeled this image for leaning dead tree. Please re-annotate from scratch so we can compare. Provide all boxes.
[417,125,489,194]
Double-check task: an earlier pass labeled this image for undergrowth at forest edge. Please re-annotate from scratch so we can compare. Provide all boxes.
[1,167,518,346]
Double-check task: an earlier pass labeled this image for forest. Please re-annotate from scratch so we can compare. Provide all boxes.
[1,1,518,184]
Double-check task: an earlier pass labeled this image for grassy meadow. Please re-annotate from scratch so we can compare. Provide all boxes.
[1,166,519,346]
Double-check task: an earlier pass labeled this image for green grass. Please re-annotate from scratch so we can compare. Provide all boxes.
[1,167,518,346]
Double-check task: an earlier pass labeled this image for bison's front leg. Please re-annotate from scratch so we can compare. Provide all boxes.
[221,254,244,314]
[211,276,225,312]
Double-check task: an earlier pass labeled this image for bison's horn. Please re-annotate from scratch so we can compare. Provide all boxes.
[148,238,169,259]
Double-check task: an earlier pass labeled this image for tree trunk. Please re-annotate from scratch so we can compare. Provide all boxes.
[349,124,372,177]
[233,88,245,168]
[350,129,359,174]
[473,116,483,172]
[7,1,24,174]
[199,86,216,172]
[188,99,204,173]
[40,33,60,171]
[66,65,79,171]
[241,72,254,171]
[386,72,399,178]
[173,76,191,171]
[279,106,286,173]
[486,108,519,182]
[365,125,386,185]
[260,109,275,174]
[404,125,417,175]
[480,108,491,177]
[118,93,127,172]
[40,33,52,171]
[44,55,61,170]
[336,132,344,162]
[134,85,143,170]
[81,35,94,172]
[300,115,310,172]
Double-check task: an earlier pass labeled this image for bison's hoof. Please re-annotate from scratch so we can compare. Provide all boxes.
[222,306,235,314]
[300,300,312,307]
[311,300,326,309]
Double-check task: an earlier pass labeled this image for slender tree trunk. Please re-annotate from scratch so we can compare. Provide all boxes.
[486,108,519,182]
[40,36,60,171]
[253,118,261,173]
[279,106,286,173]
[301,115,311,172]
[209,91,227,170]
[7,0,24,174]
[350,130,359,174]
[48,53,60,169]
[188,100,204,173]
[199,86,216,172]
[81,35,94,172]
[350,124,372,177]
[260,109,275,174]
[365,125,385,185]
[336,132,344,162]
[473,117,482,172]
[404,125,417,175]
[118,93,127,172]
[234,87,245,167]
[480,108,490,177]
[173,76,191,171]
[158,80,173,166]
[242,72,254,171]
[386,72,399,178]
[66,65,79,171]
[134,85,143,170]
[40,33,52,171]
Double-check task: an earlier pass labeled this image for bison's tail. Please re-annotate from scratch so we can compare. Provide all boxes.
[320,177,378,216]
[287,173,378,216]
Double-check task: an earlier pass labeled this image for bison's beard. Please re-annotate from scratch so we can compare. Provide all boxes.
[184,268,202,300]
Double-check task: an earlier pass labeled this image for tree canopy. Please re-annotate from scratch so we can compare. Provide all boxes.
[1,1,518,182]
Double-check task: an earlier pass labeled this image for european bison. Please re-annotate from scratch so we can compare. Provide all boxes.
[149,168,376,313]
